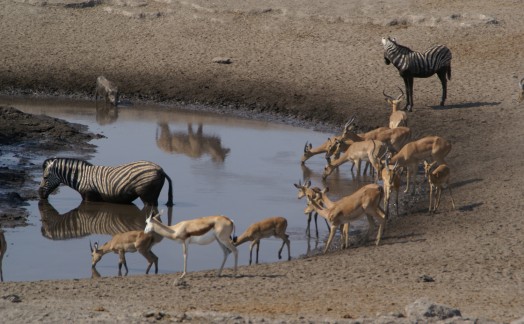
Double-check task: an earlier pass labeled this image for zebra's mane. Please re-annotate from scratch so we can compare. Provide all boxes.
[390,40,413,54]
[43,157,93,170]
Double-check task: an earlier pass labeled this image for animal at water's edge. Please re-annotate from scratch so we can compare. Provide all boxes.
[144,213,238,279]
[38,158,174,207]
[95,76,119,106]
[233,216,291,265]
[90,230,162,275]
[382,37,452,111]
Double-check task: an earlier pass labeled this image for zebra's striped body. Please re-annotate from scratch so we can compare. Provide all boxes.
[382,37,452,111]
[38,158,174,207]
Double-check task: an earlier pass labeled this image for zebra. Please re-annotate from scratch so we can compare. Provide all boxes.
[38,158,174,207]
[382,37,452,112]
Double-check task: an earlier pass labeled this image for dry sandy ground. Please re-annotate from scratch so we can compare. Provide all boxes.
[1,0,524,322]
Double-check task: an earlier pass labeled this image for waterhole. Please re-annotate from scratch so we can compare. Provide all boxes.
[0,97,371,282]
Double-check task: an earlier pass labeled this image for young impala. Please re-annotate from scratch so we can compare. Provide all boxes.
[389,135,452,194]
[233,216,291,265]
[90,229,163,276]
[423,161,456,213]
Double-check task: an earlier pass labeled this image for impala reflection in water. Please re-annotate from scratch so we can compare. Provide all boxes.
[156,122,231,163]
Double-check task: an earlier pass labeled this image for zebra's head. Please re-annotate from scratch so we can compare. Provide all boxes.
[38,158,60,199]
[382,37,397,65]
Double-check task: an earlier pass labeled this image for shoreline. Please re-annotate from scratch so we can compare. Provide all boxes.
[1,0,524,322]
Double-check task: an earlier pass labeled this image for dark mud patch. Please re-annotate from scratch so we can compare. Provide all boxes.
[0,106,103,228]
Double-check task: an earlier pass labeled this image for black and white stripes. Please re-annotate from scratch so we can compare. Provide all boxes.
[382,37,452,111]
[38,158,173,207]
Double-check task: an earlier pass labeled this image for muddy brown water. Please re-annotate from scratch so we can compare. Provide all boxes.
[0,97,371,282]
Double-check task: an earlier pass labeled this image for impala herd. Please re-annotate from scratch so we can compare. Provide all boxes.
[84,89,456,281]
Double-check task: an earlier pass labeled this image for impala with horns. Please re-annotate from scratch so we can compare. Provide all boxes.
[423,161,456,213]
[144,212,238,279]
[389,136,452,194]
[301,118,355,164]
[383,87,408,128]
[304,184,386,254]
[233,216,291,265]
[293,179,330,237]
[90,229,163,276]
[327,120,411,158]
[323,139,387,181]
[380,154,402,218]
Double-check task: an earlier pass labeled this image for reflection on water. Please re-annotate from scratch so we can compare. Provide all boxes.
[0,95,369,282]
[95,104,118,125]
[38,200,150,240]
[156,122,231,163]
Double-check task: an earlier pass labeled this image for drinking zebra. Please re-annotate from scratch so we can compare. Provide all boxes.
[382,37,452,112]
[38,158,174,207]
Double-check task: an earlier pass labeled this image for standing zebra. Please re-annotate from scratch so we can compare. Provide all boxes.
[382,37,452,112]
[38,158,174,207]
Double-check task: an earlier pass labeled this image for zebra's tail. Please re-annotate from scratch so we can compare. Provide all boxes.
[446,65,452,81]
[164,172,174,206]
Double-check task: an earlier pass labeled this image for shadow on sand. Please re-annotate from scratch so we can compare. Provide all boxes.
[431,101,501,110]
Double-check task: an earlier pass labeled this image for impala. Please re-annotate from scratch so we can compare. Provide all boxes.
[301,118,354,164]
[323,139,387,181]
[293,179,330,237]
[90,229,163,275]
[233,216,291,265]
[380,157,402,218]
[383,88,408,128]
[304,184,386,253]
[423,161,456,213]
[144,212,238,279]
[389,135,451,193]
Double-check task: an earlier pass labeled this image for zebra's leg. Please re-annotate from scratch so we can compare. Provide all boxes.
[403,76,414,112]
[437,69,448,106]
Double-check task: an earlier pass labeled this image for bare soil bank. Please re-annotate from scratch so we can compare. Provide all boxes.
[1,0,524,323]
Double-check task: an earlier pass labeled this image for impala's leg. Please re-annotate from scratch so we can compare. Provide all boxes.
[366,207,386,246]
[248,241,256,265]
[255,240,261,264]
[437,69,448,106]
[404,166,411,193]
[395,188,399,217]
[313,212,319,238]
[343,223,349,249]
[217,233,238,277]
[323,225,337,254]
[118,250,128,276]
[435,187,443,212]
[216,240,230,276]
[180,241,188,279]
[428,184,434,212]
[306,212,312,237]
[356,158,362,176]
[448,186,456,209]
[364,215,375,243]
[278,234,291,260]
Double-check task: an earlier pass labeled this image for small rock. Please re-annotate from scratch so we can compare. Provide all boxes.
[406,298,461,320]
[212,57,233,64]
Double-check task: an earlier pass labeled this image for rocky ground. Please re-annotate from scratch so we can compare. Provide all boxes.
[0,0,524,323]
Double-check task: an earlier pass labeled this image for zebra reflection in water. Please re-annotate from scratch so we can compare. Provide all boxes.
[38,200,154,240]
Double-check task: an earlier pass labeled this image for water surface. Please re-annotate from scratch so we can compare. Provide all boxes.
[0,97,367,282]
